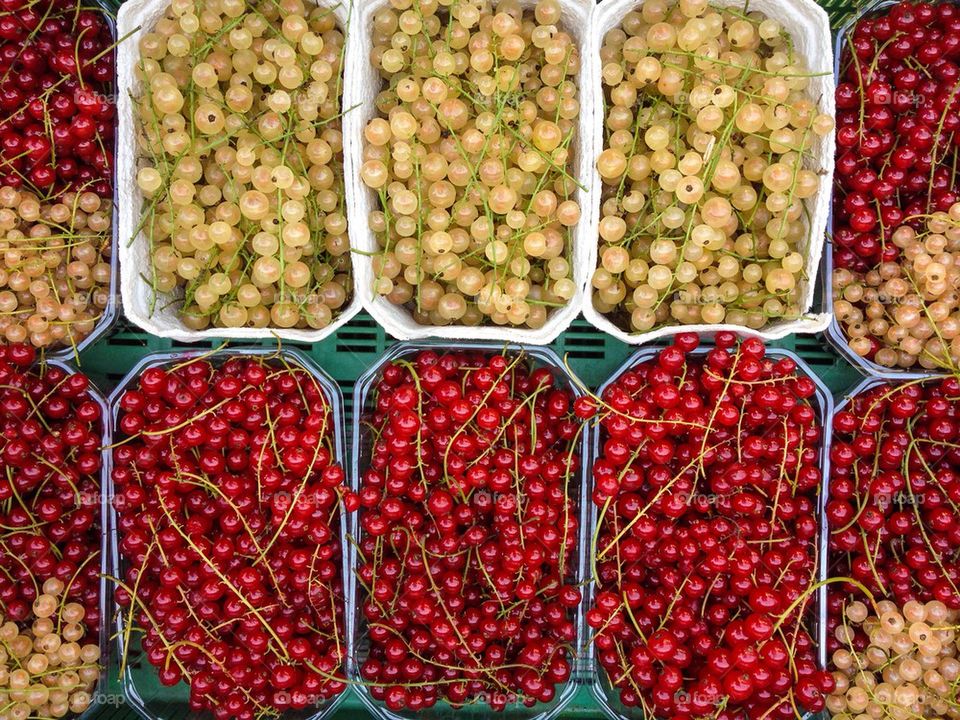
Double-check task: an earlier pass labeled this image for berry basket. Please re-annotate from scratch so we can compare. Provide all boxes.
[824,373,960,693]
[348,340,591,720]
[582,0,835,346]
[342,0,597,345]
[106,347,351,720]
[585,344,834,720]
[114,0,362,343]
[823,0,952,379]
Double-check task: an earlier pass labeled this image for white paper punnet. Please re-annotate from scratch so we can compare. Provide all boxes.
[582,0,836,345]
[343,0,597,346]
[116,0,361,343]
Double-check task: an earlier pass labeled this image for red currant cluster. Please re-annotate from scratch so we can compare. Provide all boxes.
[112,355,348,720]
[584,334,833,720]
[355,349,583,712]
[0,0,114,194]
[827,377,960,652]
[834,0,960,270]
[0,343,102,637]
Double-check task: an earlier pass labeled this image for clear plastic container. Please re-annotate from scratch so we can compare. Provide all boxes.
[105,347,350,720]
[29,358,112,720]
[823,0,951,380]
[349,340,591,720]
[49,0,119,363]
[585,345,833,720]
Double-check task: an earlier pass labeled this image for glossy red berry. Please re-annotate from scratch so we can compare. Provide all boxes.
[0,346,102,644]
[0,1,114,194]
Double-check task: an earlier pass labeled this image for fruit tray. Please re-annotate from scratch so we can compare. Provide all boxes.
[585,346,835,720]
[349,341,591,720]
[24,0,885,717]
[106,347,352,720]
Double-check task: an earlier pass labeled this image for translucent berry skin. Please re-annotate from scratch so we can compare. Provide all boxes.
[593,1,832,334]
[361,0,582,330]
[134,0,352,332]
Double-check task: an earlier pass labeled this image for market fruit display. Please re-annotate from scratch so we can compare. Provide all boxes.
[585,334,834,719]
[354,348,583,711]
[133,0,352,332]
[360,0,582,329]
[112,353,348,720]
[5,0,958,717]
[833,0,960,371]
[0,345,104,719]
[593,0,833,333]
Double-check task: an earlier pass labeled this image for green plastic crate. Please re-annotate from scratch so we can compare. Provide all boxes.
[80,0,868,717]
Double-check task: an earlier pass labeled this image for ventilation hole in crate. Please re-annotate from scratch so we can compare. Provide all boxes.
[105,333,150,347]
[336,325,382,354]
[340,380,356,415]
[164,340,203,352]
[792,335,823,349]
[562,335,605,360]
[105,372,128,386]
[796,340,831,356]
